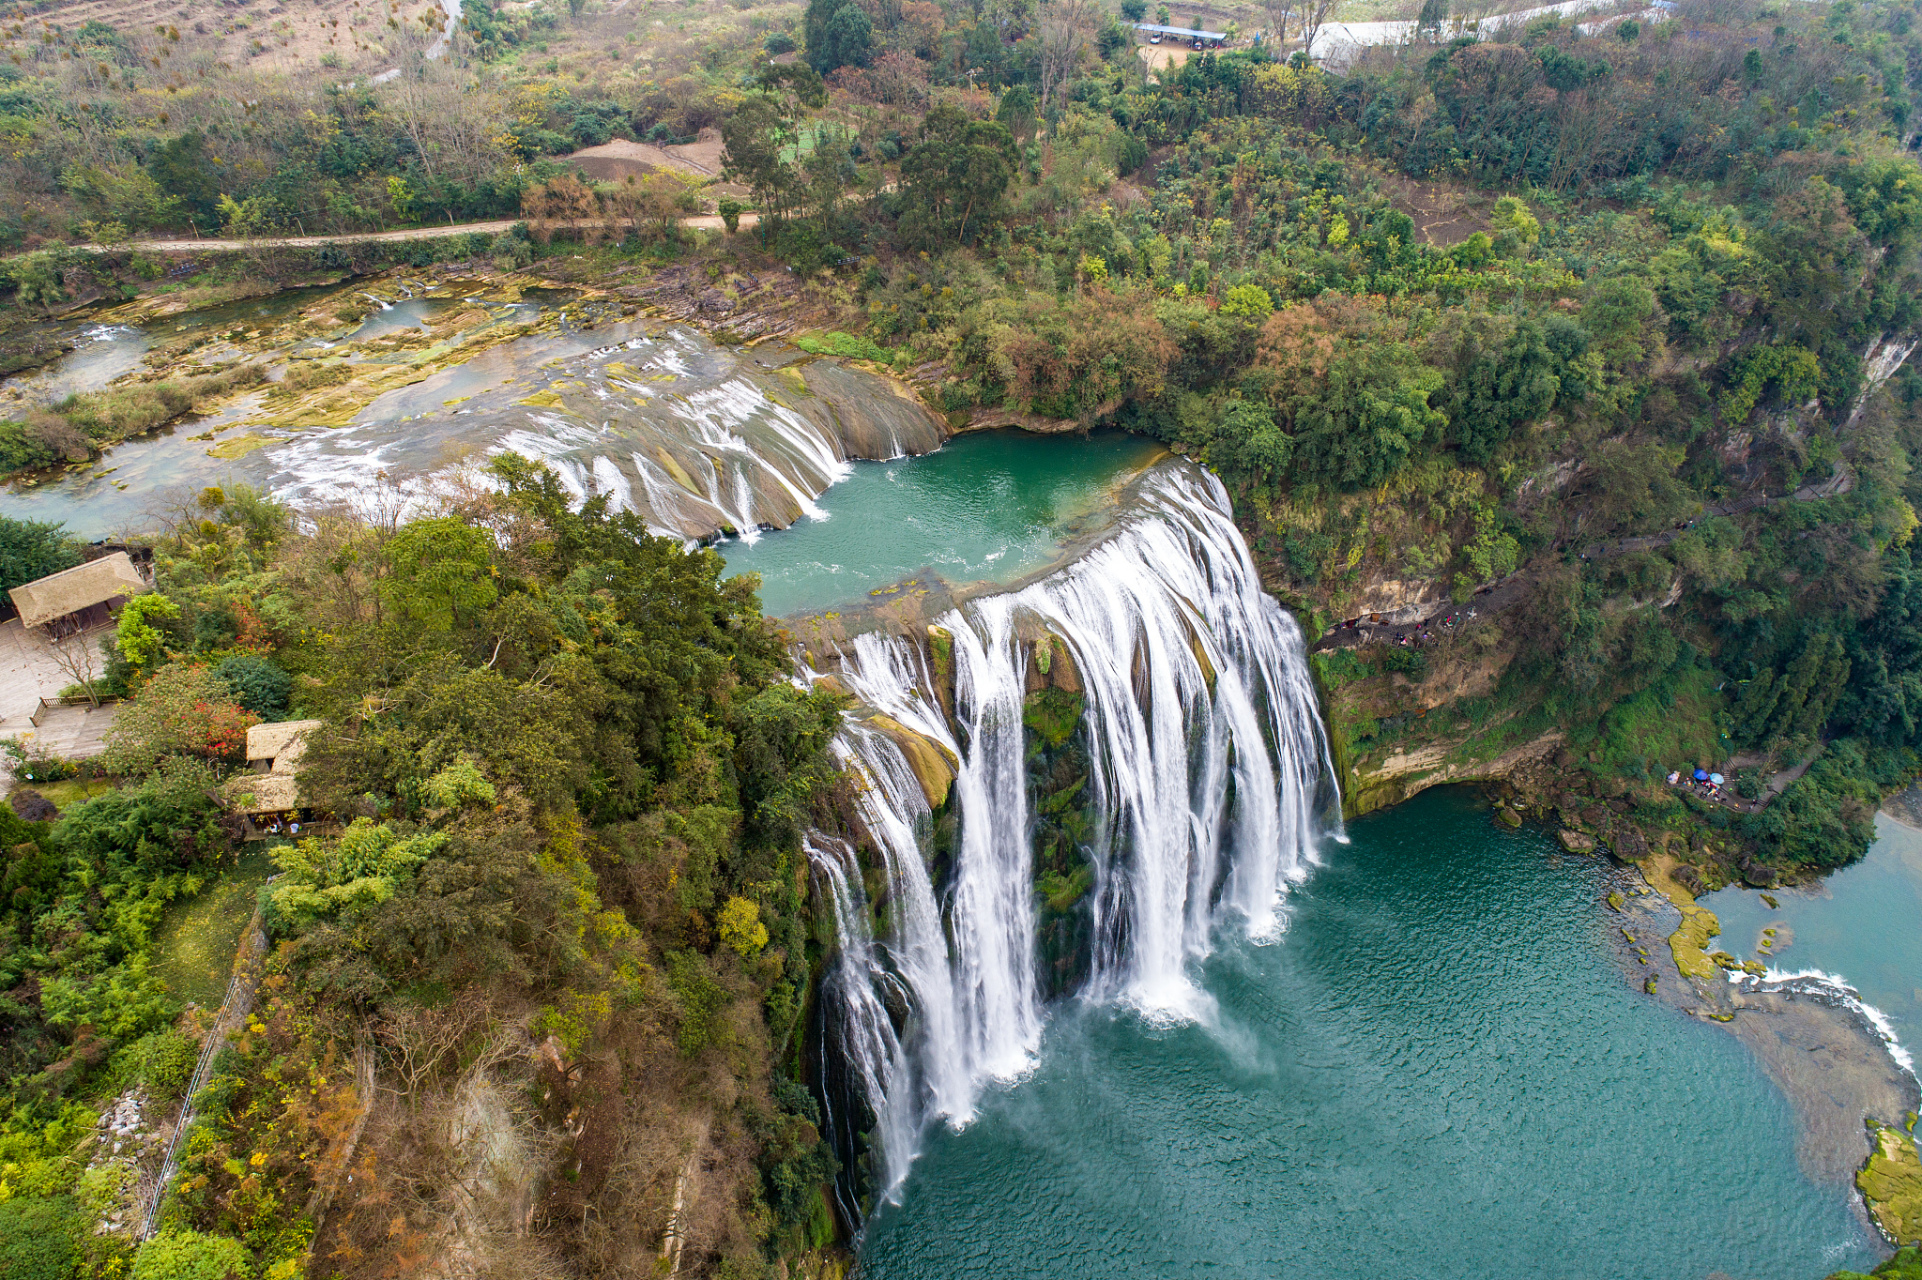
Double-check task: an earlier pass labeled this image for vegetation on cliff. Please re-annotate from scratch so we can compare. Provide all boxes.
[0,471,848,1278]
[4,0,1922,1269]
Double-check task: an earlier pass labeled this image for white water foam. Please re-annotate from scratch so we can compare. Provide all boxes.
[808,462,1341,1213]
[1740,966,1918,1086]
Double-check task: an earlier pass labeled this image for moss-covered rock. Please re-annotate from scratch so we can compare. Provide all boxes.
[1022,688,1085,751]
[926,626,955,720]
[866,714,957,809]
[1859,1124,1922,1247]
[1825,1245,1922,1280]
[1025,690,1095,999]
[1643,855,1722,983]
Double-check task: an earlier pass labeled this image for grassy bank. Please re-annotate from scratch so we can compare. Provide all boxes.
[2,364,267,479]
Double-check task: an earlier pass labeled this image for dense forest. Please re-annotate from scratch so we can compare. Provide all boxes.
[3,0,1922,1272]
[1,473,848,1278]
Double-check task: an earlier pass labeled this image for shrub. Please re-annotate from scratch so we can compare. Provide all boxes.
[0,1196,84,1280]
[719,896,768,956]
[131,1229,250,1280]
[103,664,258,776]
[109,1027,200,1098]
[214,654,292,720]
[51,364,266,446]
[667,949,727,1055]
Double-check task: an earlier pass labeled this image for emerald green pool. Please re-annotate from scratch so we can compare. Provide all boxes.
[719,429,1163,617]
[856,790,1879,1279]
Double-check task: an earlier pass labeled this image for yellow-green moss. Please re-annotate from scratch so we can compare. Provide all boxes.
[1858,1123,1922,1246]
[1643,855,1722,983]
[1023,688,1085,751]
[205,432,278,460]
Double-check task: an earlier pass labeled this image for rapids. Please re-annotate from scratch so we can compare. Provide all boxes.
[4,295,943,540]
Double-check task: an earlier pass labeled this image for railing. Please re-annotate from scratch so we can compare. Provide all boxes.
[28,695,119,726]
[140,906,271,1240]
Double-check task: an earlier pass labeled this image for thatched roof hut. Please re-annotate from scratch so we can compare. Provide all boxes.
[226,719,325,821]
[226,771,302,815]
[245,719,323,775]
[8,553,149,634]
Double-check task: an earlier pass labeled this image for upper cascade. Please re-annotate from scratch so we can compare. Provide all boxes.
[805,461,1342,1214]
[480,329,948,542]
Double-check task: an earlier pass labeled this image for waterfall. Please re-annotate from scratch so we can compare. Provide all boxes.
[473,330,945,542]
[806,462,1341,1215]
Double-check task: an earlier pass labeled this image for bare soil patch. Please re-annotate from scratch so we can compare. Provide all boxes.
[565,138,716,182]
[1373,170,1498,247]
[43,0,434,79]
[1138,43,1192,75]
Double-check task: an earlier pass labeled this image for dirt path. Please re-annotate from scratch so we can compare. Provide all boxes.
[1579,466,1853,563]
[56,213,763,256]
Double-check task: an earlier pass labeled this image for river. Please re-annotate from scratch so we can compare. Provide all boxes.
[2,286,1909,1277]
[3,283,945,540]
[853,788,1879,1278]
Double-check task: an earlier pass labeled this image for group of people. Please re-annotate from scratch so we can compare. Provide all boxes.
[1332,608,1479,651]
[1389,610,1477,649]
[1668,767,1747,809]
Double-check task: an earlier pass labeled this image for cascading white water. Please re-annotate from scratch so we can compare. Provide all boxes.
[805,832,917,1204]
[806,462,1341,1213]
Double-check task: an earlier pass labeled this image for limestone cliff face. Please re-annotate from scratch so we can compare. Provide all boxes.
[1310,628,1548,818]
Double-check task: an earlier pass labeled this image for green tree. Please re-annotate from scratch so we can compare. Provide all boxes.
[722,97,803,226]
[1290,344,1447,490]
[996,85,1039,144]
[0,517,79,597]
[1440,317,1563,463]
[214,655,293,720]
[803,0,872,74]
[379,518,499,631]
[116,594,181,670]
[898,105,1018,249]
[144,132,222,230]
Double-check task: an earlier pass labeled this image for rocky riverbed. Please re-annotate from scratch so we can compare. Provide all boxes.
[1584,825,1922,1252]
